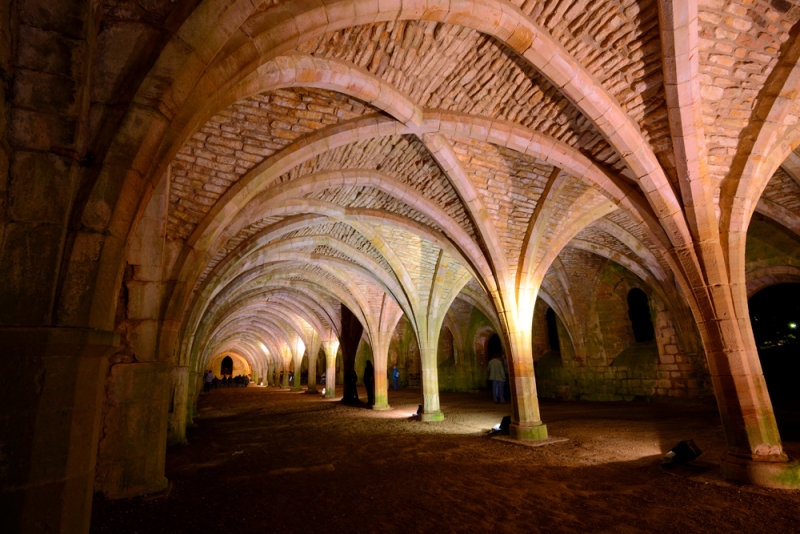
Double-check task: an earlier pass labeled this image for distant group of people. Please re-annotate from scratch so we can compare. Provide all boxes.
[203,370,249,391]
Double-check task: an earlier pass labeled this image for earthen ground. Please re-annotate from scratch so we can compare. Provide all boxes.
[91,388,800,533]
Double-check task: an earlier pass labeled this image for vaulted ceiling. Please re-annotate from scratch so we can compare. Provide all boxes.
[91,0,800,370]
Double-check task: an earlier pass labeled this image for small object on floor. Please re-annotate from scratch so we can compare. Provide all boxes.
[488,415,511,435]
[663,439,702,465]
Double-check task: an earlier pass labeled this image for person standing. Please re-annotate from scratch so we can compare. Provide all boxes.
[392,365,400,390]
[488,354,506,403]
[363,360,376,406]
[203,370,213,392]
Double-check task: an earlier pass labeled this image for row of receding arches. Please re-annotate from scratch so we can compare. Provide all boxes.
[206,274,797,422]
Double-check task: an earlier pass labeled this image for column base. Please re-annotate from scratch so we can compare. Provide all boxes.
[304,388,319,394]
[372,403,391,410]
[509,421,548,441]
[419,410,444,422]
[291,387,303,392]
[324,391,337,399]
[721,451,800,489]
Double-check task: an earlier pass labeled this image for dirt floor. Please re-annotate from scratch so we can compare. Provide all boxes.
[91,387,800,533]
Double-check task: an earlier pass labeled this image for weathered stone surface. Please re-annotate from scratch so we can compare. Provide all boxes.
[95,361,170,499]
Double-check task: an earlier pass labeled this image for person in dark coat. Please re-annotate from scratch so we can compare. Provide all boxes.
[363,360,375,406]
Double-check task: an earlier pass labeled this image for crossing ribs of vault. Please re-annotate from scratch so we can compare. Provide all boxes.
[296,20,629,173]
[571,226,649,271]
[280,222,395,276]
[277,133,476,238]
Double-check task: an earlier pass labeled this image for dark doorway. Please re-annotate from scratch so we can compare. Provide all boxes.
[627,288,654,343]
[487,333,502,359]
[545,307,560,352]
[221,356,233,376]
[749,283,800,439]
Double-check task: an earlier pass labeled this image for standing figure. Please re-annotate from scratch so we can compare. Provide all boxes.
[363,360,376,406]
[392,365,400,390]
[203,370,213,392]
[488,354,506,403]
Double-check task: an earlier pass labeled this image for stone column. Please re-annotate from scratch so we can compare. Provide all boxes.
[417,327,444,421]
[323,340,339,398]
[694,284,791,484]
[2,328,117,534]
[371,334,392,410]
[506,324,548,440]
[168,366,189,445]
[290,337,305,391]
[95,361,170,498]
[305,334,321,394]
[265,362,273,386]
[340,305,363,404]
[281,359,290,389]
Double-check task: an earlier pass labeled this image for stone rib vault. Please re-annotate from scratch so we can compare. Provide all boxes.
[4,0,800,532]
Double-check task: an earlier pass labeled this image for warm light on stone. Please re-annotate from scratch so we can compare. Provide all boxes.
[5,0,800,531]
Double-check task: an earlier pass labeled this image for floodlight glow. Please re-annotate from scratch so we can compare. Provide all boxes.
[790,323,797,329]
[293,336,306,356]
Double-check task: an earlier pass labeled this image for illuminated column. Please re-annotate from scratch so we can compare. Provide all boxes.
[371,333,392,410]
[417,324,444,421]
[290,337,305,391]
[322,340,339,398]
[280,346,290,389]
[504,294,548,440]
[270,362,278,387]
[506,321,548,440]
[259,344,271,386]
[693,278,790,483]
[305,332,321,394]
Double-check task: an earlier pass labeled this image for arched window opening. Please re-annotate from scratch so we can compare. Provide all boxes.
[545,307,560,352]
[221,355,233,376]
[627,288,654,343]
[749,283,800,438]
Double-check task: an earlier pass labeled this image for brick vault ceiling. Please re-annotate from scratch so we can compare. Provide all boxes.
[146,0,800,348]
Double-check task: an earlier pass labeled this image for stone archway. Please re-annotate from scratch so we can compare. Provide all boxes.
[208,353,252,379]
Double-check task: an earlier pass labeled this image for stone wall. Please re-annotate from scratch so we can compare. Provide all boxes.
[534,254,710,402]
